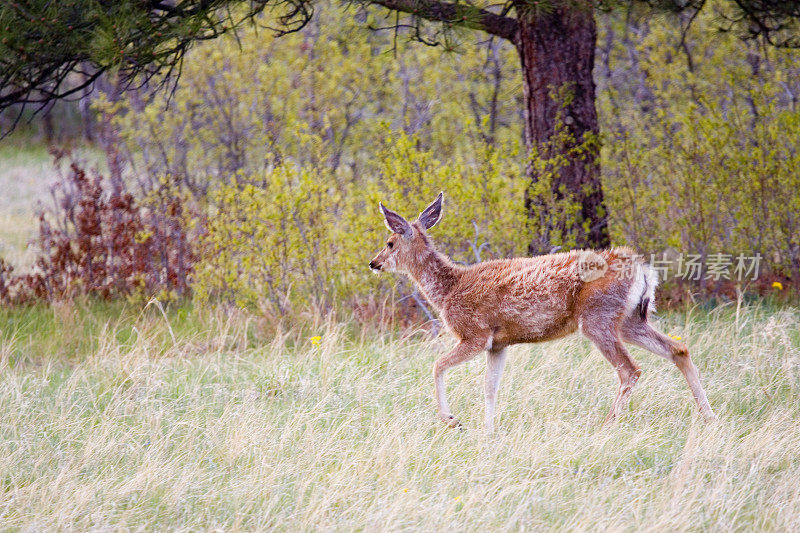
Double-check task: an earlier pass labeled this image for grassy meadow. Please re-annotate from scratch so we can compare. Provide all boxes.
[1,300,799,530]
[1,20,800,528]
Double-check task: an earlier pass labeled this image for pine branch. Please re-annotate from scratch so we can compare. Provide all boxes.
[364,0,519,41]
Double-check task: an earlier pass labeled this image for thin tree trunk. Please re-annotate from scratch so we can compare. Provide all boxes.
[78,65,95,143]
[515,4,609,251]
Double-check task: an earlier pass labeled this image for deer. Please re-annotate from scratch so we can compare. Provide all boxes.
[369,192,716,432]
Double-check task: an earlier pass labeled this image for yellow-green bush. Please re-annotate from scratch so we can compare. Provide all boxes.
[191,133,526,314]
[193,167,337,313]
[599,5,800,280]
[366,131,527,262]
[96,1,800,313]
[98,6,522,198]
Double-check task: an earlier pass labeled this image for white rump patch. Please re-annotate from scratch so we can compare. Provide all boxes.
[624,262,658,317]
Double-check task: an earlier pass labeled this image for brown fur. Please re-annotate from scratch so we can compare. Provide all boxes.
[371,196,716,431]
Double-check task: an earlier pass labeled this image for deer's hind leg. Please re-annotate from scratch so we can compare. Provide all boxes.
[581,318,642,424]
[620,317,715,420]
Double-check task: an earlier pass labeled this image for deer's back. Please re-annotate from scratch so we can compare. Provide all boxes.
[441,248,639,347]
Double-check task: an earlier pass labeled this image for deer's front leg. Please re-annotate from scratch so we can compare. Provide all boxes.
[433,337,487,428]
[484,347,508,434]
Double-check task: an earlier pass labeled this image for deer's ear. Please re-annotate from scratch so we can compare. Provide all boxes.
[380,202,413,239]
[417,192,443,230]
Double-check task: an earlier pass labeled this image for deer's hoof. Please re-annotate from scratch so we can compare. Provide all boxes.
[601,412,618,427]
[439,413,462,429]
[701,409,718,423]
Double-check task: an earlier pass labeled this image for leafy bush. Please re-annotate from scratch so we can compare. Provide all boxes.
[96,7,522,199]
[193,167,338,314]
[0,155,195,304]
[599,8,800,283]
[191,132,526,315]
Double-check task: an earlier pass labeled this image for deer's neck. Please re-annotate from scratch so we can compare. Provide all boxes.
[406,249,462,310]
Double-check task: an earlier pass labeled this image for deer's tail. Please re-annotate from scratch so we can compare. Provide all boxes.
[625,259,657,321]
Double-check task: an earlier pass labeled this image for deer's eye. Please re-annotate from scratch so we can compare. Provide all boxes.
[387,241,394,249]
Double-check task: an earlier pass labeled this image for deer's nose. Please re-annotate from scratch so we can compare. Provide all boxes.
[369,260,381,271]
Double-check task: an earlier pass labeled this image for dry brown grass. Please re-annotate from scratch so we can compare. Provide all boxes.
[0,302,798,530]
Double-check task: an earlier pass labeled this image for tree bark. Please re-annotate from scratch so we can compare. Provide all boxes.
[515,4,609,251]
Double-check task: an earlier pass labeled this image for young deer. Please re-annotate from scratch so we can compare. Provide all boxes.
[369,193,716,432]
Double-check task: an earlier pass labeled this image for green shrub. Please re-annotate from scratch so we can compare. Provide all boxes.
[600,7,800,282]
[191,132,526,314]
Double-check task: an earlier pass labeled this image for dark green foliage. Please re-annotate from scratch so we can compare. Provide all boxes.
[0,0,312,129]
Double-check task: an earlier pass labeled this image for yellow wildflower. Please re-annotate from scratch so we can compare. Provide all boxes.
[310,335,322,346]
[669,334,682,341]
[772,281,784,291]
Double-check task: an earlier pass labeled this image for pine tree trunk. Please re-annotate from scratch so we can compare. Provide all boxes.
[515,5,609,251]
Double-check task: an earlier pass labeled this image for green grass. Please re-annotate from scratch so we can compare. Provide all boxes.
[0,301,799,530]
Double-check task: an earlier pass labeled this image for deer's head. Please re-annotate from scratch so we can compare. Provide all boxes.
[369,192,443,274]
